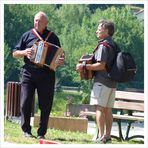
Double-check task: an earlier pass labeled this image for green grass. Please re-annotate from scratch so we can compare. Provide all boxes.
[4,120,144,144]
[51,91,83,116]
[4,91,144,144]
[34,91,83,116]
[4,120,93,144]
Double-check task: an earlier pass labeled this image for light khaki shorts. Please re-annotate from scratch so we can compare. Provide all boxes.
[90,82,116,107]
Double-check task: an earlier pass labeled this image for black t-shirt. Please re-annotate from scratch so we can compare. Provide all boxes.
[13,28,61,65]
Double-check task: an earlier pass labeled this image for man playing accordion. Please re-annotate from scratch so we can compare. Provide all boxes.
[12,11,64,139]
[76,19,117,144]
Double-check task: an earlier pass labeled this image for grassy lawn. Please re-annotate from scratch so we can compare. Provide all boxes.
[4,119,93,144]
[4,91,144,145]
[4,120,144,145]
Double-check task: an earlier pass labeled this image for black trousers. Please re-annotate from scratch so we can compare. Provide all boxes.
[20,65,55,136]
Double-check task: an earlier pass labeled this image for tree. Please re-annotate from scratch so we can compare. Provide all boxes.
[4,4,144,91]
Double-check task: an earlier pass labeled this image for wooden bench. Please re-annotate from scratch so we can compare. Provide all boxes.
[66,91,144,141]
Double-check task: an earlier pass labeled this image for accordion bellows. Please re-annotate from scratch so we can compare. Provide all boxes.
[30,41,63,71]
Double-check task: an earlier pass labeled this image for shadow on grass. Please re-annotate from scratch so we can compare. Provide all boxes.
[53,137,92,143]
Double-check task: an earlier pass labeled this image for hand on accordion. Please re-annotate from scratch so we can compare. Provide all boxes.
[25,47,36,59]
[58,52,65,65]
[76,63,85,73]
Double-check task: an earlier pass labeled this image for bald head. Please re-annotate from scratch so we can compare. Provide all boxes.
[34,11,48,23]
[34,11,48,34]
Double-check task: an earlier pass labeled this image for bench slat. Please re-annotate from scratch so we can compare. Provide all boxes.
[116,91,144,102]
[113,114,144,121]
[114,101,144,112]
[82,111,144,121]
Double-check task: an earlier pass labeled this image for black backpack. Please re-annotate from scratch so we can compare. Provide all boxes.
[102,42,137,83]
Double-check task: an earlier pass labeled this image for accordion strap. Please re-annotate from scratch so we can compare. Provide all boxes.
[32,28,52,42]
[45,31,52,41]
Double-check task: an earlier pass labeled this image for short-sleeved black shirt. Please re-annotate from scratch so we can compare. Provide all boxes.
[93,36,117,88]
[13,28,61,65]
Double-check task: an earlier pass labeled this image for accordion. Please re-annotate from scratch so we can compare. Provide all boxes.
[30,41,64,71]
[79,54,94,80]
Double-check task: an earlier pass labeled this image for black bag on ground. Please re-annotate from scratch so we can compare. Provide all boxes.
[105,42,137,83]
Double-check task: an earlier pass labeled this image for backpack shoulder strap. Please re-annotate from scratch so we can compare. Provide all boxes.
[93,41,110,53]
[102,41,121,53]
[100,41,110,48]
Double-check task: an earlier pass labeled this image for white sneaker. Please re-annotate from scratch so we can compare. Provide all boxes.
[92,130,99,142]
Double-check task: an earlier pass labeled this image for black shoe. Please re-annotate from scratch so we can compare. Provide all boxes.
[103,137,112,144]
[24,132,33,138]
[37,135,45,139]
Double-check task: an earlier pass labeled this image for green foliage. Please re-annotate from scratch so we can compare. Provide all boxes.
[4,43,23,84]
[4,4,144,92]
[81,92,90,104]
[51,91,82,116]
